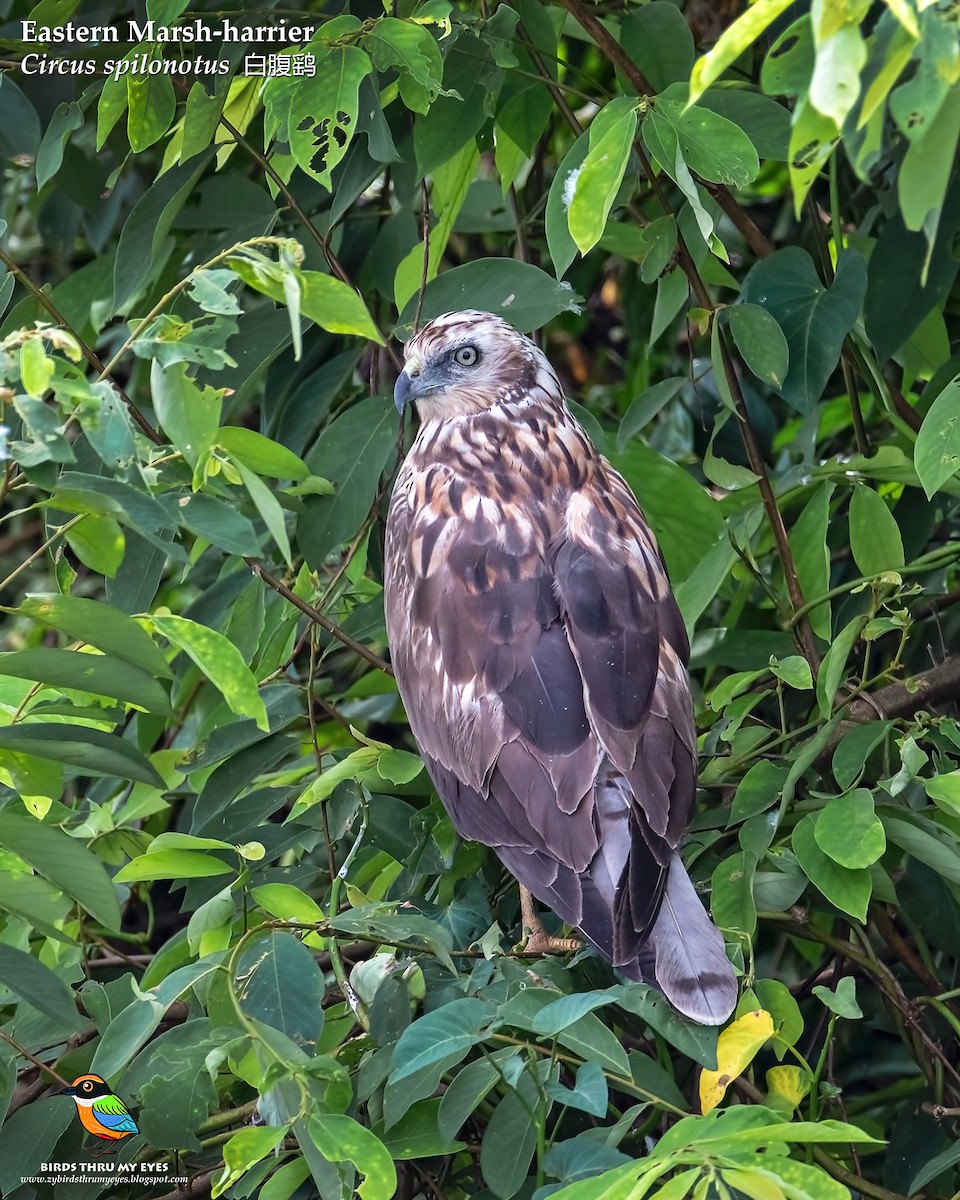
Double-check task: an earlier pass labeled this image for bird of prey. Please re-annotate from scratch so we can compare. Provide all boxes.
[385,310,737,1025]
[60,1074,139,1141]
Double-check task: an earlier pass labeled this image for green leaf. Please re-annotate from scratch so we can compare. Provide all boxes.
[397,259,584,336]
[899,88,960,239]
[729,304,789,388]
[915,373,960,498]
[127,57,175,152]
[689,0,799,103]
[233,930,326,1050]
[568,99,638,256]
[502,988,630,1076]
[711,850,758,937]
[176,493,262,557]
[909,1139,960,1195]
[308,1114,397,1200]
[216,427,310,480]
[815,790,886,869]
[546,130,589,278]
[216,1127,288,1197]
[0,1093,74,1194]
[614,985,718,1069]
[366,18,444,113]
[229,256,383,343]
[65,512,125,578]
[288,46,372,188]
[113,152,210,314]
[437,1049,518,1142]
[0,724,164,788]
[480,1062,551,1199]
[740,247,866,413]
[298,394,397,567]
[618,377,686,451]
[373,1097,466,1159]
[848,485,905,574]
[620,3,694,93]
[150,360,222,468]
[787,95,839,216]
[883,814,960,885]
[547,1059,609,1118]
[729,761,790,826]
[645,84,760,188]
[789,483,833,642]
[0,944,84,1030]
[149,614,269,731]
[15,594,171,677]
[0,648,171,714]
[832,721,891,791]
[816,616,865,719]
[36,100,84,190]
[699,90,791,160]
[0,810,122,930]
[232,457,292,567]
[390,998,498,1083]
[812,976,863,1019]
[792,813,871,921]
[115,848,234,882]
[809,23,866,128]
[611,440,724,586]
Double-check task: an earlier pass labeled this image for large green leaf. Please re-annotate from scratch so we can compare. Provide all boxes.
[914,373,960,498]
[288,45,372,189]
[149,614,269,731]
[0,724,164,788]
[0,648,171,714]
[0,810,122,929]
[792,813,871,921]
[233,930,326,1050]
[390,999,498,1083]
[298,394,397,567]
[14,594,172,677]
[396,260,584,336]
[740,247,866,412]
[645,83,760,189]
[308,1114,397,1200]
[0,943,84,1030]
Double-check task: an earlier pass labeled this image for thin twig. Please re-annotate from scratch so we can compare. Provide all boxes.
[244,558,393,675]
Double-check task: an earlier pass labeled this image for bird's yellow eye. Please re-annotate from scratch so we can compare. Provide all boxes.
[454,345,479,367]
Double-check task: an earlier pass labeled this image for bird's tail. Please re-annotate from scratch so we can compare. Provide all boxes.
[642,853,737,1026]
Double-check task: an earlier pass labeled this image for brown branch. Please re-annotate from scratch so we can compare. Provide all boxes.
[218,115,403,374]
[245,558,393,676]
[556,0,776,261]
[819,656,960,766]
[154,1169,216,1200]
[701,181,775,259]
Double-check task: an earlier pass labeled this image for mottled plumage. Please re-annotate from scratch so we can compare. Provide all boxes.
[385,311,736,1025]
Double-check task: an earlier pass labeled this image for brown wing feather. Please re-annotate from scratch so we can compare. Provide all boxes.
[384,417,695,964]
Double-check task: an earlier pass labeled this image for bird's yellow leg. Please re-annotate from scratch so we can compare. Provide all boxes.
[517,885,582,955]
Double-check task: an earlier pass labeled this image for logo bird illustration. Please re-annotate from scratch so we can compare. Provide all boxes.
[60,1074,139,1141]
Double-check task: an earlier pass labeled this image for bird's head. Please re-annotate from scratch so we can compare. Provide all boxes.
[394,310,562,420]
[60,1074,112,1101]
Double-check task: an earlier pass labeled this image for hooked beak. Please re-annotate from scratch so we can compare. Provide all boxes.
[394,369,416,414]
[394,357,438,413]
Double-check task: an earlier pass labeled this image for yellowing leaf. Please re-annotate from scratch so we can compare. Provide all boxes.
[699,1009,774,1114]
[765,1065,812,1111]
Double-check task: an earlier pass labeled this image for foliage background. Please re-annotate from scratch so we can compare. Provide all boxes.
[1,0,960,1197]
